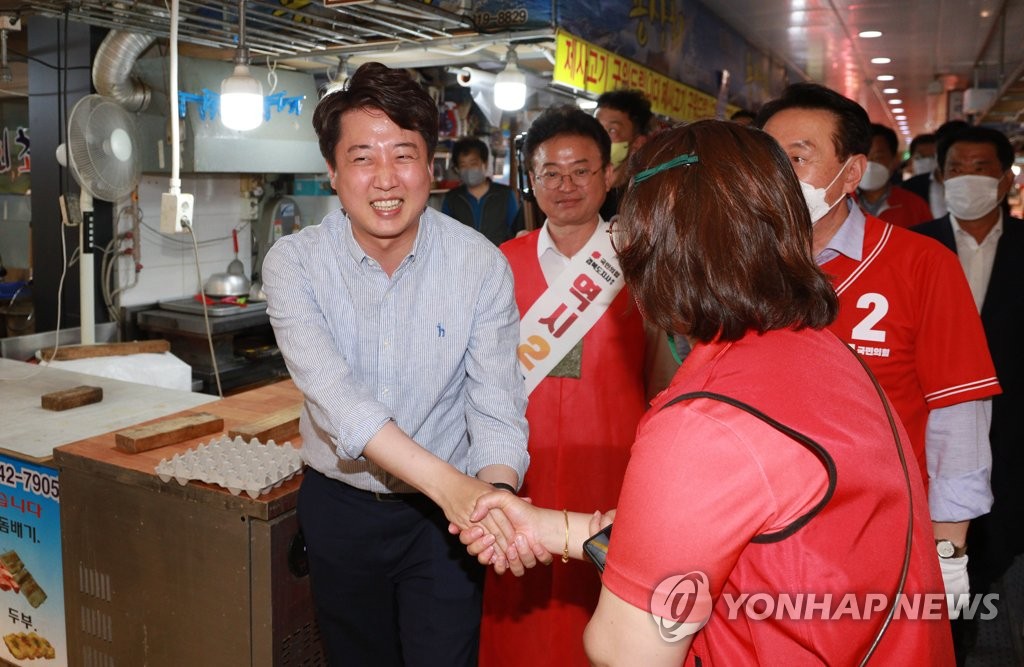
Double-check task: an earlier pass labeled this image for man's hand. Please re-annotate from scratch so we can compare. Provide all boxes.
[451,490,555,576]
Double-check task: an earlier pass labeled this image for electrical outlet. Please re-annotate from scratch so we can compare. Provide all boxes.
[0,15,21,32]
[160,192,194,234]
[59,194,81,227]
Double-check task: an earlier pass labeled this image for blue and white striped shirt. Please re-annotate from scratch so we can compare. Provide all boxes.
[262,206,529,493]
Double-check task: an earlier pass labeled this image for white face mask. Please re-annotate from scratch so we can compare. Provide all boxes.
[912,156,937,177]
[944,174,1001,220]
[800,157,853,224]
[859,161,891,191]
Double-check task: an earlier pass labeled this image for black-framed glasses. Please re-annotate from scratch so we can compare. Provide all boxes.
[534,166,601,190]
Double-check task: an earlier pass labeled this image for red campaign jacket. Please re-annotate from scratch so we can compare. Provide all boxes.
[479,230,649,667]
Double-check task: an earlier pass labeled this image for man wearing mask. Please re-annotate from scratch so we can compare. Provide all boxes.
[595,89,652,219]
[857,123,933,228]
[903,121,972,217]
[442,137,522,246]
[907,133,938,178]
[757,83,999,620]
[913,126,1024,663]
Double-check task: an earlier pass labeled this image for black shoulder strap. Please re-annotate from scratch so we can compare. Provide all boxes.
[661,342,912,665]
[659,390,836,543]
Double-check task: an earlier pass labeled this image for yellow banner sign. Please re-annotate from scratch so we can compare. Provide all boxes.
[554,29,729,122]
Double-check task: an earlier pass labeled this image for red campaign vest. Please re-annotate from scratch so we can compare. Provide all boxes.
[480,231,649,667]
[652,330,954,666]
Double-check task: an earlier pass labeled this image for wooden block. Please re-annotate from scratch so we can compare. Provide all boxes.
[114,412,224,454]
[228,404,302,443]
[40,386,103,411]
[39,339,171,361]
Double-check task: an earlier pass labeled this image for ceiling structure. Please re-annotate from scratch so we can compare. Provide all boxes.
[2,1,1024,150]
[702,0,1024,146]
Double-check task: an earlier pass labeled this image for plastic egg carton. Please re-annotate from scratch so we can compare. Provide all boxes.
[154,435,304,499]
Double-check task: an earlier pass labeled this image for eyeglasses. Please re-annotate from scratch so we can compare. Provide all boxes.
[606,217,628,254]
[533,166,601,190]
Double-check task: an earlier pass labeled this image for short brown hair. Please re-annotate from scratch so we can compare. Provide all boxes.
[312,62,438,168]
[617,120,838,343]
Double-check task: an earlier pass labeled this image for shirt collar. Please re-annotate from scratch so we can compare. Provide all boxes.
[339,207,426,271]
[855,186,890,217]
[951,209,1004,245]
[817,199,865,263]
[536,217,608,261]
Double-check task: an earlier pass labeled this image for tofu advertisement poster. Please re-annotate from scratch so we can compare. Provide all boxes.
[0,454,64,665]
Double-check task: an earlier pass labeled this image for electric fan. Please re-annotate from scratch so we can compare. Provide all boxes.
[57,94,142,344]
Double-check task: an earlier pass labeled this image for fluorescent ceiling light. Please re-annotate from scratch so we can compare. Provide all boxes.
[859,30,883,38]
[871,57,891,64]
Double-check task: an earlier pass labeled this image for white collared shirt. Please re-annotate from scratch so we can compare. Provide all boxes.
[536,218,609,284]
[950,212,1003,312]
[929,174,947,218]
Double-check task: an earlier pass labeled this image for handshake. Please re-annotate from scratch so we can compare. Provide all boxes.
[447,484,614,577]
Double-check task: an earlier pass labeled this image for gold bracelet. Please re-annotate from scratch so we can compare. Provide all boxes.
[562,509,570,563]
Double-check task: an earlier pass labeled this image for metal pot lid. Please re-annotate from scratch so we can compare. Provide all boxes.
[203,272,250,298]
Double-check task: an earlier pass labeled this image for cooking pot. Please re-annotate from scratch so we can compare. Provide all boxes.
[203,271,251,298]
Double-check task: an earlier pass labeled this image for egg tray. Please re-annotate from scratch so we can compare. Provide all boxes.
[154,434,304,498]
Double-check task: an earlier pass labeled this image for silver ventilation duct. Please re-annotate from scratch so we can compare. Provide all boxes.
[92,30,155,112]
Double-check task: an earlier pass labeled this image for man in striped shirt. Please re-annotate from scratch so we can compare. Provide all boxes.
[263,62,529,667]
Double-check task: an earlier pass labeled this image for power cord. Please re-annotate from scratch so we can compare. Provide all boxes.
[0,203,71,381]
[181,219,223,398]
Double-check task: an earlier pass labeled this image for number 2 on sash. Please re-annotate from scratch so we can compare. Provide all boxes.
[518,335,551,370]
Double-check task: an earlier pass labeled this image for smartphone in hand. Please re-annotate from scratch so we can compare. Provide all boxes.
[582,524,612,573]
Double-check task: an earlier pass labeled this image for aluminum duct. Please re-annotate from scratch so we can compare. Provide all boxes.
[92,30,156,112]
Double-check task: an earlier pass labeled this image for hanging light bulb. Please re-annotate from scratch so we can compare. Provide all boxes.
[494,46,527,111]
[220,0,263,131]
[221,63,263,130]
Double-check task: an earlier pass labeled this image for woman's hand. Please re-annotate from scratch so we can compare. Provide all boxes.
[451,491,555,575]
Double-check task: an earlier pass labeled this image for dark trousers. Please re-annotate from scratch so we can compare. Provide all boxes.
[299,468,484,667]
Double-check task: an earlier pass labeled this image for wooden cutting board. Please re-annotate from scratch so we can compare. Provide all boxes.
[228,404,302,443]
[39,340,170,360]
[114,412,224,454]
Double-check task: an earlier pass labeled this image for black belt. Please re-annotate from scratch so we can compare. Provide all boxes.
[339,481,424,503]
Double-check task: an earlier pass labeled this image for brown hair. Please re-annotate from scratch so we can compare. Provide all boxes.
[617,119,838,343]
[312,62,438,168]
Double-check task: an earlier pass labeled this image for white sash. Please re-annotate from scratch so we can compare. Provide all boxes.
[518,228,625,395]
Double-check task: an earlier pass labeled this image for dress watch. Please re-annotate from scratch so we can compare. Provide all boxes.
[935,539,967,559]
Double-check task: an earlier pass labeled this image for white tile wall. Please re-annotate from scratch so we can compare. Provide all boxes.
[121,174,253,306]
